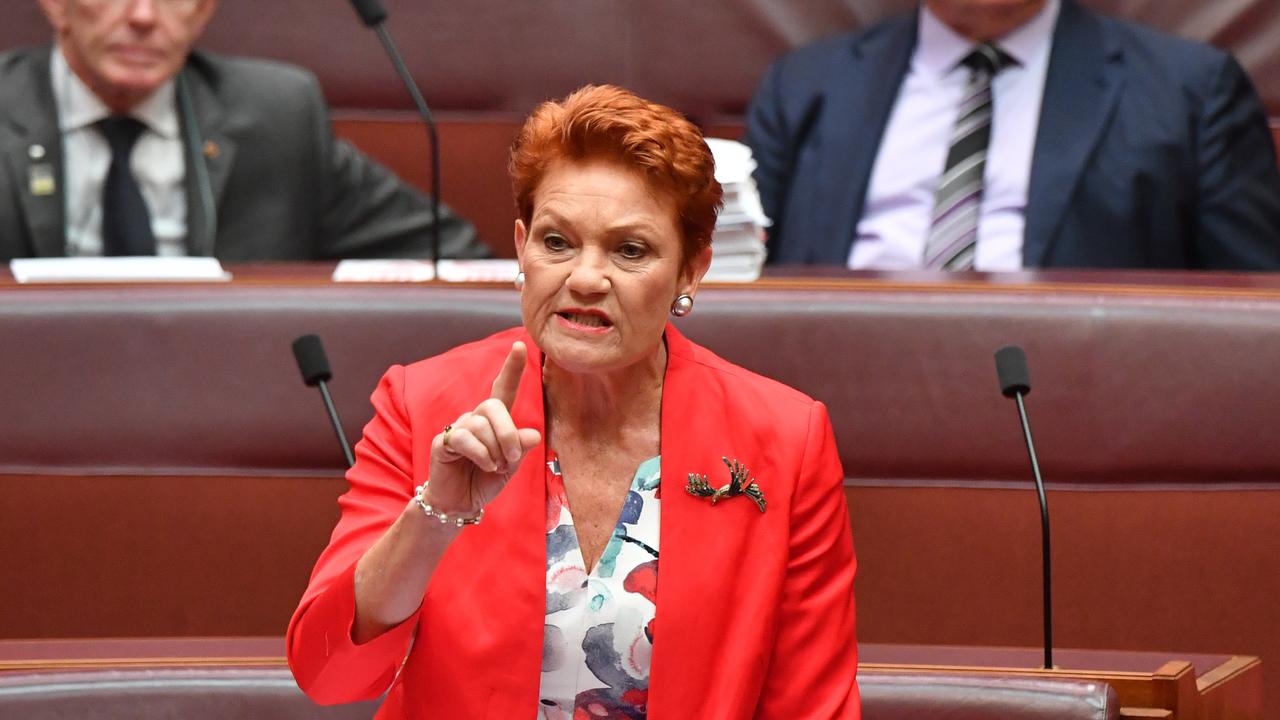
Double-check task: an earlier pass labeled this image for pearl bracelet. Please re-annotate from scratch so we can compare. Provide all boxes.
[413,484,483,527]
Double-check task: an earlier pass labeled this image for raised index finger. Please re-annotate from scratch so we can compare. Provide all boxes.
[490,341,528,408]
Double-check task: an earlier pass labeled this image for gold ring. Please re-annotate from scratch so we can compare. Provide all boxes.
[442,424,454,447]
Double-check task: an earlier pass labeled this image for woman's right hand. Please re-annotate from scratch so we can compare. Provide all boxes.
[425,341,542,516]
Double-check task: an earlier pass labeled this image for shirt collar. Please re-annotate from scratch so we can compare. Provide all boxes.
[51,43,181,140]
[914,0,1061,79]
[998,0,1061,67]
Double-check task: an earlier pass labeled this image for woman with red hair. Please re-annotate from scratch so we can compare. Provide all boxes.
[288,85,859,719]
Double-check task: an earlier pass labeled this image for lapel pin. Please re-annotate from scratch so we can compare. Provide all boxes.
[28,163,55,197]
[28,144,46,160]
[203,140,220,159]
[686,456,767,513]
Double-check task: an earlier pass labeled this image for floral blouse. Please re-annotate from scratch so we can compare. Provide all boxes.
[539,451,661,719]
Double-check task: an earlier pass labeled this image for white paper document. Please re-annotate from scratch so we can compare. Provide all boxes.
[333,259,521,283]
[10,257,232,283]
[332,259,436,282]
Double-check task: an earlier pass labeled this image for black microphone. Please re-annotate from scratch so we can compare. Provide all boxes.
[347,0,444,276]
[994,345,1052,670]
[349,0,387,26]
[292,334,355,469]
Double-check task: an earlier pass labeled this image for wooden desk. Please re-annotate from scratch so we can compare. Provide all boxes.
[861,644,1262,720]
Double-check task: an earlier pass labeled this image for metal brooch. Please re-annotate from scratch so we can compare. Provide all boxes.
[686,457,767,513]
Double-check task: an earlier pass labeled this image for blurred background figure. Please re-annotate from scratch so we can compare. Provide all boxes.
[746,0,1280,270]
[0,0,485,261]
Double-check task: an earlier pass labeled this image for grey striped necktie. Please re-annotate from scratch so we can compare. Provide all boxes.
[923,44,1015,271]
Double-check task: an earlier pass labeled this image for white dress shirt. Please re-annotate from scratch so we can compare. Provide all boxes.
[850,0,1060,271]
[52,45,188,257]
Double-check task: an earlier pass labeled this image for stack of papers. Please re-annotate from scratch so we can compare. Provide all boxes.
[705,138,770,283]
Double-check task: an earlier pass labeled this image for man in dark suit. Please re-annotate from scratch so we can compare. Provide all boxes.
[0,0,482,261]
[745,0,1280,270]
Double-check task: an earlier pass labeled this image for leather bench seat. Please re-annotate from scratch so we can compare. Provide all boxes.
[0,666,1117,720]
[0,668,377,720]
[4,277,1278,482]
[0,271,1276,714]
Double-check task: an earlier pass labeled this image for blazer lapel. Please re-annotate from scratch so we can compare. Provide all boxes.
[177,59,235,256]
[1,48,67,257]
[648,325,777,716]
[1024,0,1124,266]
[814,16,917,264]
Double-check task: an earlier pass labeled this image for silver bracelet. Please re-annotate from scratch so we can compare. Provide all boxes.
[413,484,483,527]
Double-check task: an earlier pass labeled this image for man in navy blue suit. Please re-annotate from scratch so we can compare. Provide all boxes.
[745,0,1280,270]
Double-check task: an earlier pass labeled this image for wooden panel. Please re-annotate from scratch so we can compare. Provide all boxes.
[845,485,1280,720]
[332,114,522,258]
[1199,656,1266,720]
[0,474,345,638]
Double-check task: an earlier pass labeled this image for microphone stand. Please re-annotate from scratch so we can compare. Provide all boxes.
[347,0,444,278]
[996,345,1053,670]
[369,23,443,278]
[316,376,355,469]
[1012,389,1052,670]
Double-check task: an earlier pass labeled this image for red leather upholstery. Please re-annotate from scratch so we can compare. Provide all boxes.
[1,271,1278,720]
[5,274,1279,481]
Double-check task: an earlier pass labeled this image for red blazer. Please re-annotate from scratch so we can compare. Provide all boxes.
[287,325,859,719]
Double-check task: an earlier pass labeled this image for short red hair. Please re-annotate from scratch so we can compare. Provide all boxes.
[509,85,723,267]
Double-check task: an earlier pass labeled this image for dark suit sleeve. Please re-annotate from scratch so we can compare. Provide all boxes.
[1193,54,1280,269]
[0,145,34,261]
[744,59,795,255]
[308,81,488,260]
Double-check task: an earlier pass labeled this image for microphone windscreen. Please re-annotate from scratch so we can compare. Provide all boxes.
[349,0,388,26]
[994,345,1032,397]
[293,334,333,386]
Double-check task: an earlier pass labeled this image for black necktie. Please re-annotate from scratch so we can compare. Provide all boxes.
[96,116,157,256]
[924,44,1015,270]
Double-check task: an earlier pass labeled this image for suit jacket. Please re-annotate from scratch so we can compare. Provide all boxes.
[287,325,859,719]
[0,47,484,261]
[744,0,1280,270]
